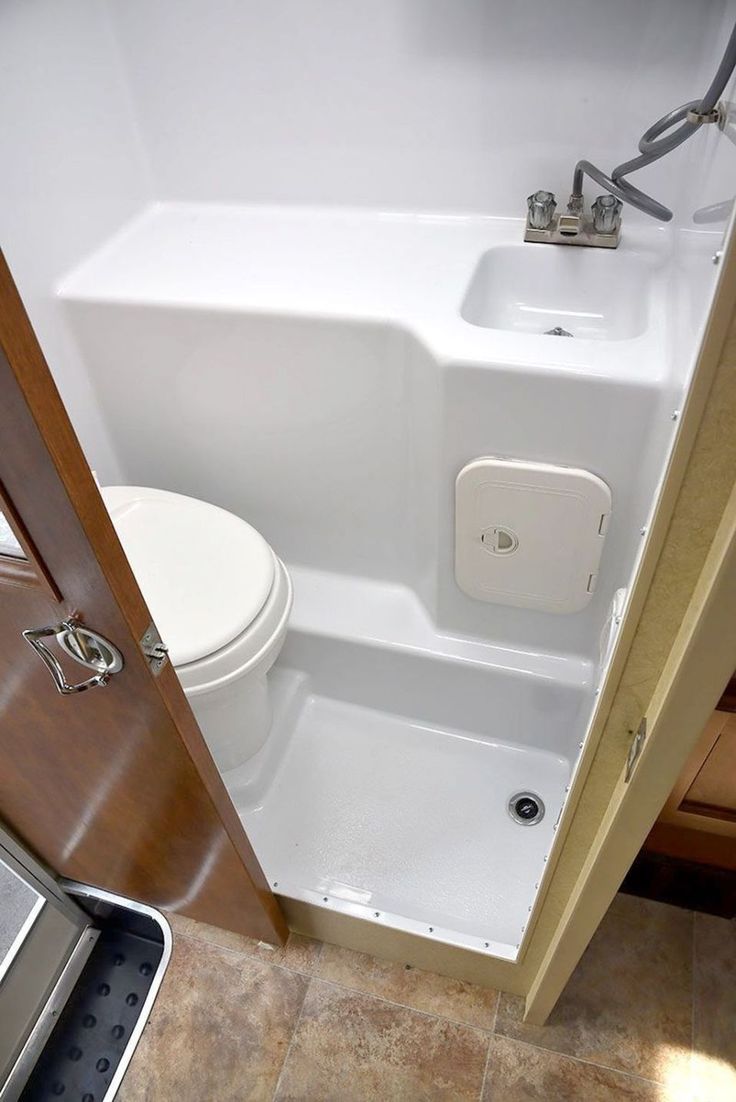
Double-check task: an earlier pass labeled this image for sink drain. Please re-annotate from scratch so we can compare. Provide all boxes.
[508,791,545,825]
[544,326,573,337]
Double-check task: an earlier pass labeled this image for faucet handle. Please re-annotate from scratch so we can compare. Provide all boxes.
[591,194,623,235]
[527,190,557,230]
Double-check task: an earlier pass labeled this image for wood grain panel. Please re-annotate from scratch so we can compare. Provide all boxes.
[645,710,736,870]
[684,714,736,819]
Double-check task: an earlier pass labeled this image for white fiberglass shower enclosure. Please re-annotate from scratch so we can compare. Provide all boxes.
[2,0,736,963]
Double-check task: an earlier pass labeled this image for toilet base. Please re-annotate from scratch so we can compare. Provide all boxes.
[189,669,272,772]
[175,555,292,773]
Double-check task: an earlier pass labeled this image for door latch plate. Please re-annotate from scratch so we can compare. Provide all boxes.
[625,717,647,782]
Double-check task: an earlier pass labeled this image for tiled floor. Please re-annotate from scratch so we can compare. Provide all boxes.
[118,894,735,1102]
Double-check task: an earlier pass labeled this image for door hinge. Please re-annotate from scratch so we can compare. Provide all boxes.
[140,622,169,676]
[625,717,647,782]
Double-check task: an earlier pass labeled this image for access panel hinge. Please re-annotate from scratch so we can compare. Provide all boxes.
[140,622,169,676]
[625,717,647,782]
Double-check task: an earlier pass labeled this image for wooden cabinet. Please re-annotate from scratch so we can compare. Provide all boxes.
[645,709,736,870]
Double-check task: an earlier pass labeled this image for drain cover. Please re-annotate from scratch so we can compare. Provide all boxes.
[508,791,545,825]
[544,326,573,337]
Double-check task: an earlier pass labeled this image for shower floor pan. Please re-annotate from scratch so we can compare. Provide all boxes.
[227,670,571,961]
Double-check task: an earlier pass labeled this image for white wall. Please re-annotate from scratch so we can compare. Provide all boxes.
[669,1,736,394]
[108,0,729,222]
[0,0,152,479]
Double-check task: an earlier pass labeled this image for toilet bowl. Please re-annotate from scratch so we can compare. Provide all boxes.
[101,486,292,772]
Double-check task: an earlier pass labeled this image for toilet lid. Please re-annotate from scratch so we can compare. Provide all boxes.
[101,486,275,667]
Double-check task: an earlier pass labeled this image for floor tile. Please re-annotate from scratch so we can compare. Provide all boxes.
[481,1036,662,1101]
[495,895,693,1082]
[316,942,498,1029]
[692,913,736,1102]
[274,978,489,1101]
[118,934,307,1102]
[167,910,321,973]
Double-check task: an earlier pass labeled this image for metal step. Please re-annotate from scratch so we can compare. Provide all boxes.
[10,885,171,1102]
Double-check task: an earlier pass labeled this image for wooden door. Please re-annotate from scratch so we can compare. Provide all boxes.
[0,251,286,945]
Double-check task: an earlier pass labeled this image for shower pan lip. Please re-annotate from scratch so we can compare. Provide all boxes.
[272,883,520,961]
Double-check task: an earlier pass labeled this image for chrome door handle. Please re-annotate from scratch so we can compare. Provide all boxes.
[23,617,124,695]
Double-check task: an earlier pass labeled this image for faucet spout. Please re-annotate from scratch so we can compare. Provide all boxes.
[557,211,582,237]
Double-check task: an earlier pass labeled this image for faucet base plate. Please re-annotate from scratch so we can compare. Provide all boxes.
[524,221,620,249]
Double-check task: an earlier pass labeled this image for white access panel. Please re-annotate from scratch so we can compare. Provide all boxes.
[455,457,612,614]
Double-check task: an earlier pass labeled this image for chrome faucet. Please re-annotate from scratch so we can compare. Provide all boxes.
[524,189,622,248]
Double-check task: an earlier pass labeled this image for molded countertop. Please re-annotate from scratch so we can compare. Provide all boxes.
[59,201,671,382]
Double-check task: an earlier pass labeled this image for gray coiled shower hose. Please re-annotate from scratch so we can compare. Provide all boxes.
[572,20,736,221]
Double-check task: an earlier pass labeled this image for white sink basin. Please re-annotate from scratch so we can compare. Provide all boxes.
[461,244,654,341]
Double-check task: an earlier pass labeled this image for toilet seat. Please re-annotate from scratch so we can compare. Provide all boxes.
[176,554,292,696]
[101,486,291,679]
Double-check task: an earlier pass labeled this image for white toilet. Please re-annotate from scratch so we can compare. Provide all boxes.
[101,486,292,772]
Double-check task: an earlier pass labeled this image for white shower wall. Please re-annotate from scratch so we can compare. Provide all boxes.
[108,0,727,220]
[0,0,152,480]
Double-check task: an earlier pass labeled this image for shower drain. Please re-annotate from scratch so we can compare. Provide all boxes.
[508,791,545,826]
